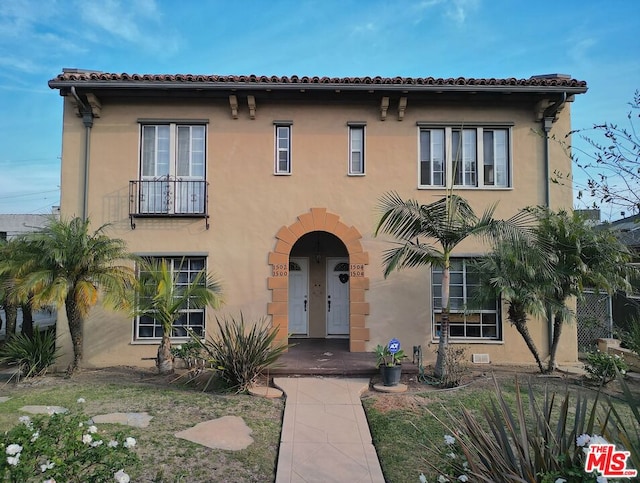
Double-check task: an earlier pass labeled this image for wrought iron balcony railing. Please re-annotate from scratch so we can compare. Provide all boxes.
[129,178,209,229]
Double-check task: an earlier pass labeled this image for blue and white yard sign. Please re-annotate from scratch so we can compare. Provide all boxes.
[388,338,400,354]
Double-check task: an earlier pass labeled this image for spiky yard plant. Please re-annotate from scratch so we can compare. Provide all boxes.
[191,313,290,393]
[0,329,60,378]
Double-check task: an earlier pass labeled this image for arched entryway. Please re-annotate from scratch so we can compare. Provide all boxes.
[267,208,370,352]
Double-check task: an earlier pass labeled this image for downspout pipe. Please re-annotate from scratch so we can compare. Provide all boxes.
[541,92,567,368]
[70,86,94,221]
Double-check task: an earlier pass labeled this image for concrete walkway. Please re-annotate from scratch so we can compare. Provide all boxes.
[274,377,384,483]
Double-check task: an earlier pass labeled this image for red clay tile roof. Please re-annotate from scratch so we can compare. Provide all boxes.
[49,72,587,92]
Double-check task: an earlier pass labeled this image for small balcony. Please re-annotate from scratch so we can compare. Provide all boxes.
[129,178,209,229]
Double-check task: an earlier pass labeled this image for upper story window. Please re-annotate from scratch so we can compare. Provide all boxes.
[137,123,207,215]
[419,125,511,189]
[274,123,291,174]
[432,258,501,340]
[348,124,365,175]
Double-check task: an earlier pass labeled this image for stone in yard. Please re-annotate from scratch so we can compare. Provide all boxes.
[175,415,253,450]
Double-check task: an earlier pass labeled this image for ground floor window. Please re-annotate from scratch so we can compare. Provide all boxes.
[134,256,206,340]
[432,258,501,340]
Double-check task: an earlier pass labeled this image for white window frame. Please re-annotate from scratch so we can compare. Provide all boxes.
[133,256,207,342]
[418,125,511,189]
[139,122,207,214]
[432,258,501,341]
[348,124,366,175]
[274,123,292,174]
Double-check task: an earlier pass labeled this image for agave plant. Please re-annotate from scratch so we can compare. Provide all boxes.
[189,313,290,392]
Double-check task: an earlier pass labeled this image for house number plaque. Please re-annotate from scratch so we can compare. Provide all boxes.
[272,264,288,277]
[350,264,364,277]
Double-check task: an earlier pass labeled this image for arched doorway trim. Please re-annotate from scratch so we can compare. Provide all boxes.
[267,208,370,352]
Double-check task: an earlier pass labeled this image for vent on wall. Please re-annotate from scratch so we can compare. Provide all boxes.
[472,353,490,364]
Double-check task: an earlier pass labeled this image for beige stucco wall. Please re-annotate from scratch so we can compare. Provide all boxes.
[55,92,578,370]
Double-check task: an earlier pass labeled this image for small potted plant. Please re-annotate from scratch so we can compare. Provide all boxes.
[375,339,406,386]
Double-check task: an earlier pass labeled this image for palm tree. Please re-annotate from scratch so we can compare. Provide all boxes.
[0,238,26,341]
[533,208,635,372]
[8,217,135,374]
[375,192,534,380]
[474,242,554,373]
[132,258,223,374]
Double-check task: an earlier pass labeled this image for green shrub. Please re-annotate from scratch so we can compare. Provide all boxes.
[170,339,204,368]
[619,318,640,356]
[191,313,290,392]
[0,410,138,482]
[584,350,628,385]
[0,329,60,378]
[425,374,639,482]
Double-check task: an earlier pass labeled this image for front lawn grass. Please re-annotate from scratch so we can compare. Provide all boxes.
[0,368,283,482]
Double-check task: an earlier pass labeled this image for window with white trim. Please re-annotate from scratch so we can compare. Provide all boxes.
[349,125,365,174]
[419,126,510,188]
[275,124,291,174]
[432,259,501,340]
[135,256,206,340]
[140,123,206,214]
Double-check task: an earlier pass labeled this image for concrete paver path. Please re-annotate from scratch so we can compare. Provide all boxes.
[274,377,384,483]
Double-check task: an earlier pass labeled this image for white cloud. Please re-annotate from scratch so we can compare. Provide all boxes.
[444,0,480,25]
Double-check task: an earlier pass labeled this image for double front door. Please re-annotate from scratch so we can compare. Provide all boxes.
[288,257,349,336]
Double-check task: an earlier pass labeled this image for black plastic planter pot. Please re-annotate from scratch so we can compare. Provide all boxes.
[380,364,402,386]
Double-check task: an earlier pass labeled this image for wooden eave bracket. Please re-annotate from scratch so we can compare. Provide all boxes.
[398,97,407,121]
[380,97,389,121]
[229,95,239,119]
[247,95,256,119]
[86,93,102,118]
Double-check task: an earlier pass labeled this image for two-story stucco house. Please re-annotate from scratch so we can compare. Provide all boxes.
[48,70,587,369]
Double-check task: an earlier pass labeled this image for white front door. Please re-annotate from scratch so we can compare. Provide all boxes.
[288,258,309,335]
[327,258,349,336]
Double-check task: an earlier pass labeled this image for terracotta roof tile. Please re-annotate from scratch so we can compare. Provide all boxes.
[49,72,587,89]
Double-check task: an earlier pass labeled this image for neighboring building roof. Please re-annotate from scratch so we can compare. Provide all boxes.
[0,214,55,240]
[49,70,587,95]
[602,214,640,248]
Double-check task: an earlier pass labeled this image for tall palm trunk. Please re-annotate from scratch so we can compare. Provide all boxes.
[4,302,17,341]
[65,294,84,374]
[434,262,450,379]
[508,304,544,373]
[547,311,564,372]
[21,302,34,338]
[157,334,174,374]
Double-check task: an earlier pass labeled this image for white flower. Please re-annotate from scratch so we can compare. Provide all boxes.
[19,415,31,425]
[576,434,591,447]
[88,425,98,434]
[7,455,20,466]
[447,452,457,459]
[43,479,56,483]
[458,476,469,482]
[77,397,86,403]
[41,460,55,472]
[462,462,469,469]
[6,443,22,456]
[82,434,93,444]
[438,476,450,483]
[444,434,456,445]
[621,369,626,375]
[79,422,84,427]
[31,431,40,442]
[123,437,136,448]
[91,439,104,447]
[596,476,608,483]
[108,440,119,448]
[114,469,130,483]
[555,479,567,483]
[419,474,427,483]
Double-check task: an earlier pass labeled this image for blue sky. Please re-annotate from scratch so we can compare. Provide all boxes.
[1,0,638,219]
